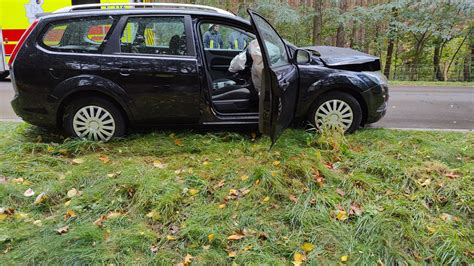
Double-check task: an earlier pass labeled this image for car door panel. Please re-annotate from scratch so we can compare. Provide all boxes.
[248,10,299,144]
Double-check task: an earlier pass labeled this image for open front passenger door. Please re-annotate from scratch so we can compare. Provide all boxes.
[248,10,299,145]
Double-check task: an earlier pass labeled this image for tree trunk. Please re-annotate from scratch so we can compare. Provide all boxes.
[335,0,348,47]
[312,0,323,45]
[433,41,443,81]
[384,38,394,78]
[444,32,469,81]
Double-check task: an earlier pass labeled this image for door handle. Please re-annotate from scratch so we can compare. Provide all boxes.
[119,67,132,77]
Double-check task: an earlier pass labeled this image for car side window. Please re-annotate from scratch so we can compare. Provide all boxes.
[200,23,254,51]
[120,16,187,56]
[251,15,289,67]
[41,17,114,53]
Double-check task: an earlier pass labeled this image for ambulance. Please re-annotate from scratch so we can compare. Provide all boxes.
[0,0,146,80]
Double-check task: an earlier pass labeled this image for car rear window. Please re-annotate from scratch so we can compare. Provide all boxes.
[41,17,114,53]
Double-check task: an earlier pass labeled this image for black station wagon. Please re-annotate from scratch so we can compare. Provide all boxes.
[10,3,388,143]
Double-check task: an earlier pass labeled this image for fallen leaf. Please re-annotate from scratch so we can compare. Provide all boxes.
[107,172,121,178]
[15,212,28,220]
[243,245,252,251]
[34,192,47,205]
[227,233,245,240]
[150,244,158,253]
[336,210,348,221]
[440,213,458,222]
[228,251,237,257]
[56,225,69,235]
[64,209,77,220]
[218,204,226,209]
[72,158,85,165]
[262,196,270,202]
[289,194,298,203]
[188,188,199,196]
[377,259,385,266]
[146,210,160,221]
[301,242,314,252]
[166,235,177,241]
[325,162,334,169]
[293,252,306,266]
[426,225,436,234]
[93,215,107,227]
[349,202,363,216]
[11,178,24,184]
[420,179,431,187]
[106,212,122,219]
[336,188,345,197]
[0,214,7,221]
[240,175,249,181]
[67,188,79,198]
[202,161,209,166]
[153,160,167,169]
[208,233,215,241]
[341,255,349,262]
[445,172,460,179]
[202,245,210,250]
[99,155,110,164]
[24,188,35,197]
[174,138,183,146]
[33,220,42,227]
[313,171,324,187]
[273,160,281,167]
[183,254,193,264]
[64,200,71,207]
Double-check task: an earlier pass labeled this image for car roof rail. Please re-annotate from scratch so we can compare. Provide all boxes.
[53,3,235,16]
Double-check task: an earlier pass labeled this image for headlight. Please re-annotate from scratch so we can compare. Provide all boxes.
[362,71,388,86]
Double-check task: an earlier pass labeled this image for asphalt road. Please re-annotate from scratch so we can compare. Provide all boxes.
[0,80,473,130]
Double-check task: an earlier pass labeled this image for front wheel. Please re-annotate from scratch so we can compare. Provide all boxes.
[308,92,363,133]
[64,97,126,141]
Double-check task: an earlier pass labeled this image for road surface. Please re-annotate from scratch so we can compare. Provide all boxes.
[1,80,473,130]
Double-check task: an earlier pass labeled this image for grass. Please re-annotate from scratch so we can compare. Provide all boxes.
[389,80,474,87]
[0,122,472,265]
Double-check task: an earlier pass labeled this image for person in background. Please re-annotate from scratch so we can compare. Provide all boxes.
[227,31,248,50]
[203,24,223,49]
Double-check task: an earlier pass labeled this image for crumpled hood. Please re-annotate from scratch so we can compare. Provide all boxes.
[304,45,381,71]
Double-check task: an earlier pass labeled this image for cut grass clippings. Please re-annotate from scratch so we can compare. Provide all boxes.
[0,122,472,265]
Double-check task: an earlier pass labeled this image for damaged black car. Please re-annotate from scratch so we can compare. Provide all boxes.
[9,3,388,143]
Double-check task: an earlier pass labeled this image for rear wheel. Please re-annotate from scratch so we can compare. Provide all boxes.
[64,97,126,141]
[308,92,362,133]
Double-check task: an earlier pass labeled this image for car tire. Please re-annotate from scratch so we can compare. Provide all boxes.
[308,92,362,133]
[64,97,126,141]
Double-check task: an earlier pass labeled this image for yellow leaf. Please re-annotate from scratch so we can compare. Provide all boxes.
[189,188,199,196]
[228,251,237,257]
[11,178,24,184]
[208,233,215,242]
[341,255,349,262]
[240,175,249,181]
[0,214,7,221]
[271,171,277,177]
[153,160,167,169]
[64,200,71,207]
[336,210,348,221]
[183,254,193,264]
[203,161,209,166]
[273,160,281,166]
[15,212,28,220]
[293,252,306,266]
[34,192,47,205]
[33,220,42,227]
[146,210,160,221]
[72,158,85,165]
[262,196,270,202]
[301,242,315,252]
[218,204,226,209]
[166,235,177,241]
[64,209,77,220]
[426,226,436,234]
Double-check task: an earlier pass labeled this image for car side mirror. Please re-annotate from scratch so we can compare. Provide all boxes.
[294,49,311,64]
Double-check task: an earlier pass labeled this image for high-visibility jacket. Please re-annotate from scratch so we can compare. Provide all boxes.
[227,31,248,50]
[203,30,223,49]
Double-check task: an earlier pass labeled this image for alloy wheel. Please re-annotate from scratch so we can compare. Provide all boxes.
[72,105,116,141]
[315,99,353,131]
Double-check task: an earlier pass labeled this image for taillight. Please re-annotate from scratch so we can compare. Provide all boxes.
[8,19,39,68]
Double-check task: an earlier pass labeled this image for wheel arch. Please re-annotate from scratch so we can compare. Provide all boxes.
[56,90,131,129]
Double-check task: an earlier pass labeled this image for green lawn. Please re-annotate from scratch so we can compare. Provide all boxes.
[389,80,474,87]
[0,122,472,265]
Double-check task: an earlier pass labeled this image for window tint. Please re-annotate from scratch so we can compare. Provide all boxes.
[120,17,187,56]
[200,23,254,50]
[41,17,113,53]
[251,15,288,67]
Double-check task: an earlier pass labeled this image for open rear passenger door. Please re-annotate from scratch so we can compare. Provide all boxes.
[248,10,299,145]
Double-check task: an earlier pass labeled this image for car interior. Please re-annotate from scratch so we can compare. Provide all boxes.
[199,23,259,114]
